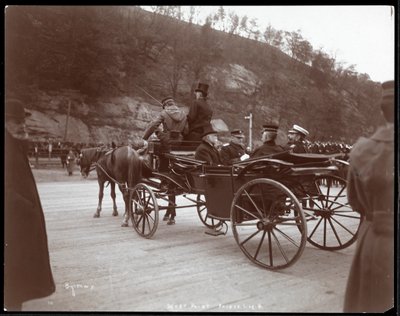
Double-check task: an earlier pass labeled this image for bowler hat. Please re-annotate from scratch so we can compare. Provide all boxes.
[288,124,309,137]
[161,96,174,108]
[6,98,31,120]
[195,82,209,96]
[202,124,218,138]
[231,129,245,138]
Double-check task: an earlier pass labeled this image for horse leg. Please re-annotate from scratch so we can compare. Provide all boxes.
[94,181,104,218]
[167,195,176,225]
[121,186,130,227]
[110,182,118,216]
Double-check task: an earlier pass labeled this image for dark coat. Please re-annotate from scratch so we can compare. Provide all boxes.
[4,132,55,307]
[187,98,213,134]
[220,142,246,165]
[286,141,308,153]
[251,140,285,158]
[194,141,222,165]
[343,125,394,313]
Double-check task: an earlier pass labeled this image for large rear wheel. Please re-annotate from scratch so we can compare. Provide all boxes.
[231,179,307,270]
[129,183,159,238]
[302,175,361,250]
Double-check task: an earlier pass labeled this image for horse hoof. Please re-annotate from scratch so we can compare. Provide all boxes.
[93,213,100,218]
[121,222,128,227]
[112,212,118,217]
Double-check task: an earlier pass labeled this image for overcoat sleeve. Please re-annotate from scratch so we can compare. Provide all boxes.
[143,114,164,140]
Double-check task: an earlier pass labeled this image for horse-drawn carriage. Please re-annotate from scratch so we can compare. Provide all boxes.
[126,140,361,270]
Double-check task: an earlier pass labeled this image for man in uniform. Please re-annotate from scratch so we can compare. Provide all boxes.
[194,125,222,165]
[220,129,249,165]
[343,80,394,313]
[186,83,213,141]
[143,96,188,150]
[251,124,285,158]
[286,124,309,153]
[5,99,55,310]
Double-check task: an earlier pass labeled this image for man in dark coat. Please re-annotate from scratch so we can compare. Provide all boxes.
[286,124,309,153]
[143,96,188,148]
[194,126,222,165]
[186,83,213,141]
[220,129,248,165]
[343,80,394,313]
[5,99,55,311]
[251,124,285,158]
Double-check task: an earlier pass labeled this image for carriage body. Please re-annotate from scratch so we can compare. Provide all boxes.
[129,141,360,270]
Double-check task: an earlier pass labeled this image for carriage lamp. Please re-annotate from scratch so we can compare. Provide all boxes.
[244,112,253,152]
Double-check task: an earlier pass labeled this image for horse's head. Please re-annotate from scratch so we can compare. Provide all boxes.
[79,147,103,178]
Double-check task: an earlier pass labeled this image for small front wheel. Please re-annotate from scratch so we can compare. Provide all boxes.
[129,183,159,238]
[196,194,223,229]
[231,178,307,270]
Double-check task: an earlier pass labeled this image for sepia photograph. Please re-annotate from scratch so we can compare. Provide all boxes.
[4,5,396,313]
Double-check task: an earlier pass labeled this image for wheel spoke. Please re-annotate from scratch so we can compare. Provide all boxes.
[267,230,273,266]
[330,215,357,236]
[274,227,300,247]
[323,218,327,247]
[243,189,264,219]
[254,230,267,260]
[234,204,261,220]
[308,217,323,239]
[333,212,360,220]
[328,185,346,208]
[327,217,342,246]
[234,222,258,227]
[271,230,289,264]
[239,228,261,246]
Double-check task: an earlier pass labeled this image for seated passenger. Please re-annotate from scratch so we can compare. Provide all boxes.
[220,129,249,165]
[185,83,213,141]
[142,96,188,149]
[194,126,222,165]
[251,124,285,158]
[286,124,309,153]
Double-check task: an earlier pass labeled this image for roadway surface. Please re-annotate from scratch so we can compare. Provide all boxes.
[22,171,356,312]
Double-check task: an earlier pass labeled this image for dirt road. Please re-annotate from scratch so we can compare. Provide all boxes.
[23,173,356,312]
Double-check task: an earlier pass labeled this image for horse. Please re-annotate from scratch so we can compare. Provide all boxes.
[93,145,153,227]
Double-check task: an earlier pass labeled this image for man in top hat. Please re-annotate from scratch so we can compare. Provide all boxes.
[343,80,394,313]
[251,124,285,158]
[186,82,213,141]
[142,96,188,148]
[194,125,222,165]
[220,129,249,165]
[5,99,55,310]
[286,124,309,153]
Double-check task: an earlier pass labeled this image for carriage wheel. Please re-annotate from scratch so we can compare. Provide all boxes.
[231,179,307,270]
[129,183,159,238]
[302,175,361,250]
[196,194,224,229]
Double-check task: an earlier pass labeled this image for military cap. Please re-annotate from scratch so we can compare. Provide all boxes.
[231,129,245,138]
[161,96,174,108]
[288,124,309,137]
[6,98,31,120]
[262,124,279,133]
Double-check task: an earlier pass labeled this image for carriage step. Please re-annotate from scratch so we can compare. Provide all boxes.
[204,227,226,236]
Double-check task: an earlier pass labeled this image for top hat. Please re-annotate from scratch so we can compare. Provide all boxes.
[231,129,245,138]
[6,98,31,120]
[195,83,209,96]
[288,124,309,137]
[161,96,174,108]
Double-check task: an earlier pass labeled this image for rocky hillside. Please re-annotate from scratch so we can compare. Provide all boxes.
[6,6,384,146]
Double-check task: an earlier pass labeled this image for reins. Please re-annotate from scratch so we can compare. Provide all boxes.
[94,162,129,190]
